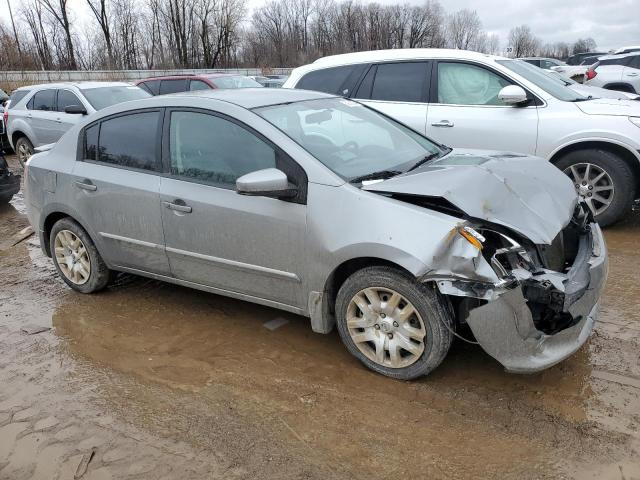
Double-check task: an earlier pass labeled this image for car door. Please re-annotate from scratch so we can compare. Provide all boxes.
[26,89,59,145]
[159,108,307,308]
[351,61,431,134]
[425,61,539,155]
[622,55,640,90]
[54,89,87,140]
[71,109,171,276]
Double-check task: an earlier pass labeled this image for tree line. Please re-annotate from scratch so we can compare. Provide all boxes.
[0,0,599,71]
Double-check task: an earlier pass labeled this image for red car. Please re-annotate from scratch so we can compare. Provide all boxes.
[135,73,262,96]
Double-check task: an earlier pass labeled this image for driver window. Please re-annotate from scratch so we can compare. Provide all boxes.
[437,62,511,106]
[169,111,276,187]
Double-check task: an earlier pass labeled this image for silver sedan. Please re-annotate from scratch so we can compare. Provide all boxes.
[23,88,607,379]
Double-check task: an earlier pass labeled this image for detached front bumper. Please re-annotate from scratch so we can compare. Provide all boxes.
[466,223,608,373]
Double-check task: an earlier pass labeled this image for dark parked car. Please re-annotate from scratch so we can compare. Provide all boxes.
[136,74,262,95]
[566,52,607,65]
[0,150,20,204]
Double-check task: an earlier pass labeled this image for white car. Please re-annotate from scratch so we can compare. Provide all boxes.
[545,70,640,101]
[284,48,640,226]
[584,53,640,95]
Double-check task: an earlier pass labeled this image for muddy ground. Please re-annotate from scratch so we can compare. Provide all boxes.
[1,154,639,480]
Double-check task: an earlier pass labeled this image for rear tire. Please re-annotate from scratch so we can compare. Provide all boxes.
[15,137,34,168]
[556,149,636,227]
[50,217,111,293]
[335,266,453,380]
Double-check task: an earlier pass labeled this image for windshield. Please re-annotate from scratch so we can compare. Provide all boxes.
[210,76,263,89]
[255,98,445,181]
[81,85,151,110]
[497,59,588,101]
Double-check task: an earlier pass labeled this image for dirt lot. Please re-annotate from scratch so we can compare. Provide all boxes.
[1,154,639,480]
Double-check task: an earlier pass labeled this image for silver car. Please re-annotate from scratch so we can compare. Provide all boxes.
[7,82,151,166]
[23,88,608,379]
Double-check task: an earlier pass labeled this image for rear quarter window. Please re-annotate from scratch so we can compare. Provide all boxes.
[9,90,30,109]
[296,65,365,95]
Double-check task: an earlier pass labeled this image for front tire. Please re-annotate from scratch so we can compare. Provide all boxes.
[335,266,453,380]
[15,137,34,168]
[50,218,111,293]
[557,149,636,227]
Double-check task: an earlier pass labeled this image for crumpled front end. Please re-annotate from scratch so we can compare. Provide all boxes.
[431,203,608,373]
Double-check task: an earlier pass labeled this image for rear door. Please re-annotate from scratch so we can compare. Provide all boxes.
[351,61,431,134]
[159,108,308,308]
[425,60,539,154]
[54,89,87,139]
[27,89,59,145]
[71,109,170,275]
[622,55,640,90]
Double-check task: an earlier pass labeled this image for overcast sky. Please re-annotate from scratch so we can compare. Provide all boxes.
[7,0,640,51]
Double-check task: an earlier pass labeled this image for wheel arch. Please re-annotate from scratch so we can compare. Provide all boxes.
[11,129,31,149]
[602,83,637,94]
[40,206,103,260]
[549,140,640,198]
[310,256,417,334]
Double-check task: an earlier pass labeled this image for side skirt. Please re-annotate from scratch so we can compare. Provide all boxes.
[112,265,308,318]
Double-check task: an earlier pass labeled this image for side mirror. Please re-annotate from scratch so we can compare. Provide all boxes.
[236,168,297,199]
[64,104,88,115]
[498,85,529,106]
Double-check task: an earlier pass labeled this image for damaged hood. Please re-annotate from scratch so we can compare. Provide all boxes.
[363,150,577,244]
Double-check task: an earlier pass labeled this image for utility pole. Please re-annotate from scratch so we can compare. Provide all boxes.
[6,0,25,67]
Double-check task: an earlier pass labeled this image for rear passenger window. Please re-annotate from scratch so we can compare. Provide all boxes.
[93,111,160,170]
[370,62,429,102]
[57,90,83,112]
[29,89,56,111]
[296,65,359,95]
[160,80,188,95]
[189,80,210,91]
[169,111,276,187]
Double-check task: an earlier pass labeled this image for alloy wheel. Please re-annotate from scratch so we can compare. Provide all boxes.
[54,230,91,285]
[564,162,614,215]
[17,143,32,167]
[346,287,426,368]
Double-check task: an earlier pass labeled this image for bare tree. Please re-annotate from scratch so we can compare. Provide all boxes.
[447,9,481,50]
[508,24,540,57]
[37,0,77,69]
[572,37,597,55]
[86,0,114,67]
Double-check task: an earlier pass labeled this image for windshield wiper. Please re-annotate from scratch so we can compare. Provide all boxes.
[350,170,403,184]
[406,152,442,172]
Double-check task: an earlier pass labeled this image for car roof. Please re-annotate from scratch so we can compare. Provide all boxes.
[15,81,134,91]
[170,87,335,109]
[598,51,640,61]
[137,73,244,82]
[310,48,504,67]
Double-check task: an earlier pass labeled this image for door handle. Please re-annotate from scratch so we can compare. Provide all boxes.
[431,120,454,128]
[26,114,32,119]
[55,117,62,123]
[162,200,192,213]
[75,180,97,191]
[626,72,638,77]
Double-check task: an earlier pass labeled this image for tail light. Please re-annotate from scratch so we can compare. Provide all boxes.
[2,108,7,125]
[586,69,597,81]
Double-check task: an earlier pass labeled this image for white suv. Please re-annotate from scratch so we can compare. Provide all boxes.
[585,53,640,95]
[284,49,640,226]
